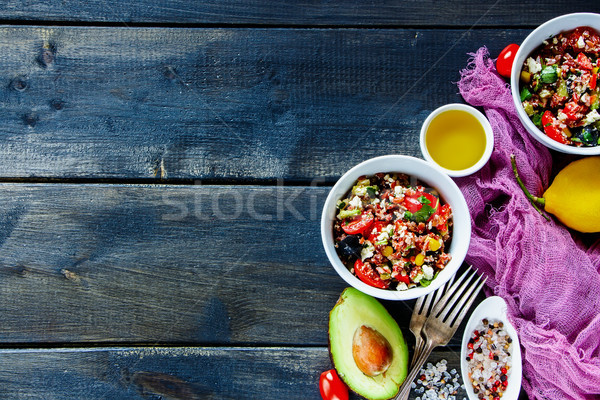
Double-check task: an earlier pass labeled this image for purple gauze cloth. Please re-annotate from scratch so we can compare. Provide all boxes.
[455,47,600,400]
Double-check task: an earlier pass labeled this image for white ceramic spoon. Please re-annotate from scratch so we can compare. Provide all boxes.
[460,296,522,400]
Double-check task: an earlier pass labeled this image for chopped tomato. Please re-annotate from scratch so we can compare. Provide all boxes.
[541,110,568,144]
[396,274,410,285]
[433,204,451,233]
[562,101,585,121]
[354,259,390,289]
[591,73,597,90]
[403,192,439,215]
[577,52,593,70]
[341,211,374,235]
[366,221,386,242]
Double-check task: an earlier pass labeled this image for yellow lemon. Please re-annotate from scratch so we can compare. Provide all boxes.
[543,156,600,233]
[512,155,600,233]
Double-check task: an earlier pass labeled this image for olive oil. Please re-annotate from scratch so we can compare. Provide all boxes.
[425,110,487,171]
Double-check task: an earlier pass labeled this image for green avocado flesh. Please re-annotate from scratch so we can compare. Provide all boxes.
[329,288,408,400]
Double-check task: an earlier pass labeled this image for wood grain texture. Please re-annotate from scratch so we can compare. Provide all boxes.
[0,1,596,26]
[0,183,473,346]
[0,183,335,344]
[0,347,467,399]
[0,26,531,182]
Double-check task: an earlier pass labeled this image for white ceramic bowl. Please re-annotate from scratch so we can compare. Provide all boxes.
[420,103,494,177]
[320,155,471,301]
[510,12,600,155]
[461,296,522,400]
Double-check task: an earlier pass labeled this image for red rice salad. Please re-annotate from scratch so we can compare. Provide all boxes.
[333,173,453,290]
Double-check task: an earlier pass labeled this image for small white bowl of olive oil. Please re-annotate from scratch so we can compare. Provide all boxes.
[420,104,493,177]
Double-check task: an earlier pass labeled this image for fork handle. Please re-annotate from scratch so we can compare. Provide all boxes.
[394,341,436,400]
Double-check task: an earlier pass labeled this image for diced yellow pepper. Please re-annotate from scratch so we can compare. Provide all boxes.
[428,238,441,252]
[520,71,531,83]
[383,246,394,257]
[415,253,425,266]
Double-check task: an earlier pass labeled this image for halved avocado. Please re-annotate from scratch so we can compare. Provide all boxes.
[329,288,408,400]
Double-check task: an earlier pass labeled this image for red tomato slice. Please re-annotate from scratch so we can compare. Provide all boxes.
[354,259,390,289]
[341,211,374,235]
[496,43,519,78]
[319,369,349,400]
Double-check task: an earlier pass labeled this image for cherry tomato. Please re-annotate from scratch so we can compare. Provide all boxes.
[319,369,349,400]
[341,211,374,235]
[496,43,519,78]
[354,259,390,289]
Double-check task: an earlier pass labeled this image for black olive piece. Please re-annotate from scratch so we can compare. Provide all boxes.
[578,126,599,147]
[338,235,362,258]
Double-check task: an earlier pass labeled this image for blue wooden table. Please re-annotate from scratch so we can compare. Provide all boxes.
[0,2,597,399]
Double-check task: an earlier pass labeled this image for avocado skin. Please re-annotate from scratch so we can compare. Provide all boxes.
[328,288,408,400]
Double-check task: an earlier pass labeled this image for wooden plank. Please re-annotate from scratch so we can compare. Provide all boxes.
[0,0,595,27]
[0,26,531,182]
[0,346,468,400]
[0,183,473,346]
[0,183,335,344]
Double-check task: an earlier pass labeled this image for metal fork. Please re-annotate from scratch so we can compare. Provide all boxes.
[394,268,487,400]
[408,275,455,368]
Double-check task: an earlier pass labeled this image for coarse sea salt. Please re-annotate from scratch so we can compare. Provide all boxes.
[465,318,513,399]
[411,359,466,400]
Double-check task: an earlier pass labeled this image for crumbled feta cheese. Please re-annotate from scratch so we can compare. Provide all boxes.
[413,272,424,283]
[361,242,375,261]
[349,195,362,209]
[385,224,394,236]
[539,89,552,98]
[583,109,600,126]
[394,185,403,196]
[422,265,434,280]
[578,35,585,48]
[526,57,541,74]
[377,231,389,242]
[557,111,568,121]
[396,282,408,291]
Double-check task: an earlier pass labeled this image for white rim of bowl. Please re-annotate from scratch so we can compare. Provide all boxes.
[510,12,600,155]
[320,154,471,301]
[420,103,494,177]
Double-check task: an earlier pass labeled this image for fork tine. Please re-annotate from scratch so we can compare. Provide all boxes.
[413,294,426,314]
[433,273,455,306]
[449,276,488,328]
[444,273,485,326]
[430,268,476,319]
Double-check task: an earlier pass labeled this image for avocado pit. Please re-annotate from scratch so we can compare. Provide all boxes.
[352,325,393,377]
